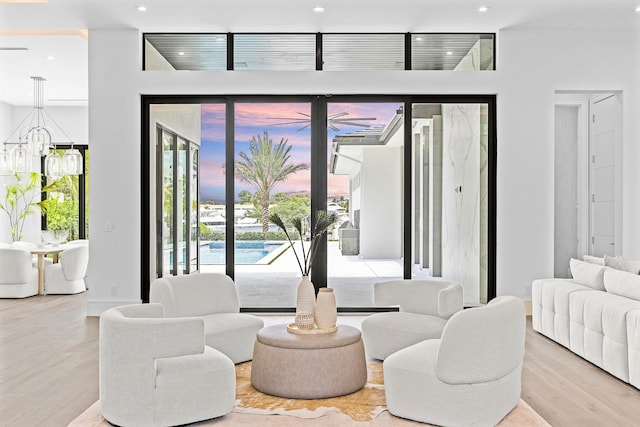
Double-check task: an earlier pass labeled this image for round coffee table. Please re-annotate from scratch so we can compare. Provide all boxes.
[250,324,367,399]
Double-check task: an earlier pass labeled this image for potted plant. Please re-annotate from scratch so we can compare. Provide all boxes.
[269,210,338,279]
[270,210,338,329]
[0,172,57,242]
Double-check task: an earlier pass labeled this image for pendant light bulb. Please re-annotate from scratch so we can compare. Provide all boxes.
[63,148,83,175]
[45,151,63,179]
[13,146,29,173]
[0,147,12,176]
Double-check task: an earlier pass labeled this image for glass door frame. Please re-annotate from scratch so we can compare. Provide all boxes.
[141,94,496,307]
[154,123,200,278]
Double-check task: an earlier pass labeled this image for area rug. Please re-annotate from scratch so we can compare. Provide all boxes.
[69,362,550,426]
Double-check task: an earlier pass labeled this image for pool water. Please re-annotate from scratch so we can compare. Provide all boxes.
[201,240,281,264]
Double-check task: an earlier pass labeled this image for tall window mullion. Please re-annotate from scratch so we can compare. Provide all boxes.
[172,133,179,275]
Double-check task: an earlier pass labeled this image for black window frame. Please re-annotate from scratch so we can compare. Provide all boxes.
[143,32,496,72]
[141,94,497,309]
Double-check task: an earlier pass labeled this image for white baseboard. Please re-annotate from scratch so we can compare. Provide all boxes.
[86,299,142,317]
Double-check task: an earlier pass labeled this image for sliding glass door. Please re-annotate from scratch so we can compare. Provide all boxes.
[326,102,405,307]
[231,102,312,307]
[143,95,495,308]
[198,103,227,274]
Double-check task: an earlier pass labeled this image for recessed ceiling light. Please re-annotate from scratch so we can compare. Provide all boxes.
[313,6,325,13]
[635,6,640,12]
[478,6,490,12]
[46,55,55,60]
[178,52,185,56]
[446,51,453,55]
[136,5,147,12]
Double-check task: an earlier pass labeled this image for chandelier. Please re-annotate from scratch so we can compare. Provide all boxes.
[0,76,83,178]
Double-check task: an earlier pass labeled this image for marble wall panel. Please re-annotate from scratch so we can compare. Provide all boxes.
[441,104,481,304]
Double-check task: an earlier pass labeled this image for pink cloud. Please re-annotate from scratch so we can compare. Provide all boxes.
[328,102,401,127]
[235,103,311,127]
[201,105,226,123]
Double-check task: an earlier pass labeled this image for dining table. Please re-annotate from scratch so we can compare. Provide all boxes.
[30,245,68,295]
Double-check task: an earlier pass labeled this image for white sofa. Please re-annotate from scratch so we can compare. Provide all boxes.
[532,255,640,388]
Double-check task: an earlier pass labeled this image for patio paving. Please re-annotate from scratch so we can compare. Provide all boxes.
[200,241,426,309]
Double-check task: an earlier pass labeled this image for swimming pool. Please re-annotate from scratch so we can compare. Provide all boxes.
[201,240,283,264]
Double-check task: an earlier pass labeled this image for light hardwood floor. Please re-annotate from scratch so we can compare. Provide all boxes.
[2,293,640,426]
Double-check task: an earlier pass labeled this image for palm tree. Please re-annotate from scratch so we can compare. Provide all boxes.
[236,131,308,232]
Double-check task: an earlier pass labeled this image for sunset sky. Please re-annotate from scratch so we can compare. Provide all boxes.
[200,102,401,203]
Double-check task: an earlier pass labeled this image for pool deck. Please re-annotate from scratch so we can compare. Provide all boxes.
[201,240,430,308]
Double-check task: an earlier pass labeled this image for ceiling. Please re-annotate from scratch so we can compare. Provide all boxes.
[1,0,639,106]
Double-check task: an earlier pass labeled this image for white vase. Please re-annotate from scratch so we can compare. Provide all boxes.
[295,276,316,328]
[315,287,337,329]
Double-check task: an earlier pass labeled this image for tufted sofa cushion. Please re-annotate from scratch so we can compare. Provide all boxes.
[625,310,640,388]
[532,278,592,348]
[569,290,640,382]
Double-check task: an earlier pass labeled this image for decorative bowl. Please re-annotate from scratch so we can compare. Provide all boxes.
[42,229,69,246]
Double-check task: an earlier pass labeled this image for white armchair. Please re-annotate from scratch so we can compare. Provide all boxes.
[150,273,264,364]
[100,303,236,427]
[361,279,463,360]
[11,241,53,268]
[383,296,526,426]
[0,247,38,298]
[44,244,88,294]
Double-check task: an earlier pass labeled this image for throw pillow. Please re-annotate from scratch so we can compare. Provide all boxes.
[626,259,640,275]
[570,258,606,291]
[604,269,640,301]
[583,255,605,266]
[604,255,640,275]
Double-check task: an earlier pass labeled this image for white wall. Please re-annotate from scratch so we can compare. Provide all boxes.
[86,28,640,314]
[0,100,10,141]
[497,29,640,298]
[88,30,142,314]
[360,146,403,258]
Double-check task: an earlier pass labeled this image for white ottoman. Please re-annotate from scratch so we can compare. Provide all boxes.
[251,324,367,399]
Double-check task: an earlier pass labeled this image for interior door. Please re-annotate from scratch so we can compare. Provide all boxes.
[590,94,619,257]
